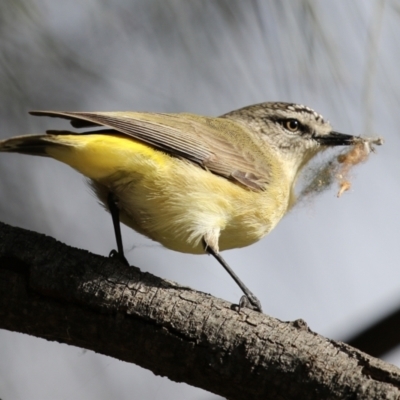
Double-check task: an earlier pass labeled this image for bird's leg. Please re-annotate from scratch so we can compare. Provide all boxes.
[203,239,263,312]
[107,192,129,266]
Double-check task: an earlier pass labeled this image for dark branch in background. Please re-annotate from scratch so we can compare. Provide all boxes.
[347,308,400,358]
[0,222,400,400]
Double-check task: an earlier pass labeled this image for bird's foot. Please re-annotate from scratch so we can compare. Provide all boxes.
[109,249,129,266]
[236,294,263,313]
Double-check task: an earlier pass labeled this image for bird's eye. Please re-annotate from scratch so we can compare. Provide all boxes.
[283,119,300,132]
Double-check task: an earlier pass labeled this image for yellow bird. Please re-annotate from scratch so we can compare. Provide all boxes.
[0,102,359,311]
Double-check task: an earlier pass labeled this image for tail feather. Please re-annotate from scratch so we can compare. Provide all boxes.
[0,128,121,157]
[0,135,56,156]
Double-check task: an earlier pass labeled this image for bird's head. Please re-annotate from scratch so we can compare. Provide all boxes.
[222,102,356,175]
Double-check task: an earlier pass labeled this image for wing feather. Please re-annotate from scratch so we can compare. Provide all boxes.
[30,110,270,190]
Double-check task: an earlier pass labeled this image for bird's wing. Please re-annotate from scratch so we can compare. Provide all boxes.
[30,111,270,190]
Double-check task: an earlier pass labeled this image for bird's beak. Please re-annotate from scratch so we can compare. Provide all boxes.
[314,131,356,146]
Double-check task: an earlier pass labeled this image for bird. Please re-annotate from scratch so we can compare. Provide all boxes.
[0,102,358,312]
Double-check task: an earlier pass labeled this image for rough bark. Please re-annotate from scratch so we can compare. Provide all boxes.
[0,221,399,400]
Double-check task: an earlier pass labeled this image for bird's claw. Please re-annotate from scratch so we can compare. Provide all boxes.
[237,294,263,313]
[109,249,129,266]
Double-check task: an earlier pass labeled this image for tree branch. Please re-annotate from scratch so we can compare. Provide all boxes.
[0,221,399,400]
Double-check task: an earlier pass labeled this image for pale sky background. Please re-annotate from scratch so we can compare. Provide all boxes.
[1,1,399,399]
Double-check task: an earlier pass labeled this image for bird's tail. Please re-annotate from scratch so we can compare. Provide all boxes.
[0,130,142,181]
[0,133,68,157]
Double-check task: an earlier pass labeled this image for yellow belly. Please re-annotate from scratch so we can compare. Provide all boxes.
[47,134,289,254]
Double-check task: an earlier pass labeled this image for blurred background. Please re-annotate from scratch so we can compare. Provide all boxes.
[1,0,399,399]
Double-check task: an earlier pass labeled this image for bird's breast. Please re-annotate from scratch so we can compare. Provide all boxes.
[92,154,290,254]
